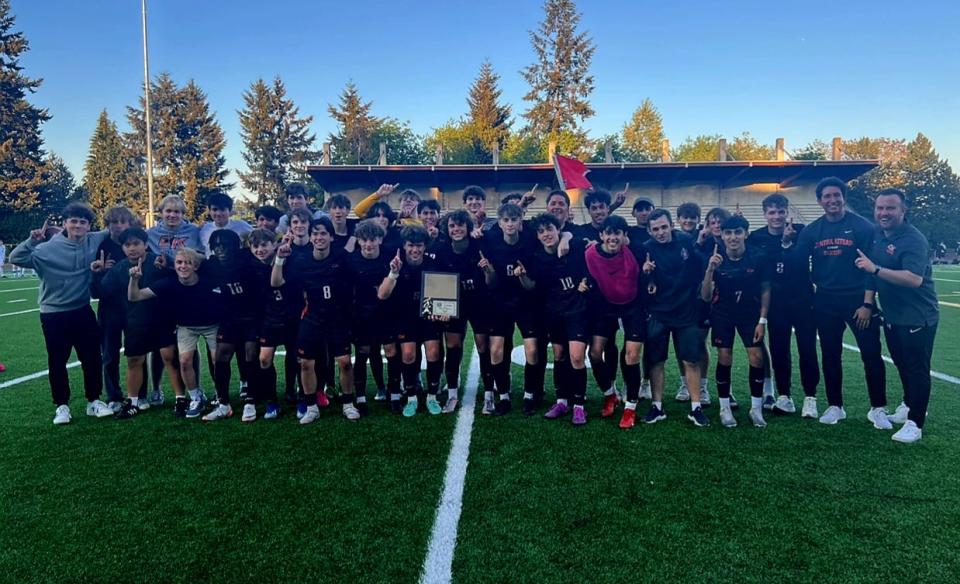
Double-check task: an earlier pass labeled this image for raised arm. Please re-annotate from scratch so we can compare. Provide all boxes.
[701,244,721,302]
[377,249,403,300]
[127,257,157,302]
[355,183,399,219]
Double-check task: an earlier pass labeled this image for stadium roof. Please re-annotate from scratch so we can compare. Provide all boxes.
[307,160,880,191]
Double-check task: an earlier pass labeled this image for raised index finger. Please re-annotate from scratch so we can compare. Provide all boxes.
[713,243,718,255]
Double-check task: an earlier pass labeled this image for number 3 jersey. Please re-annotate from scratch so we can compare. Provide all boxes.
[708,246,771,320]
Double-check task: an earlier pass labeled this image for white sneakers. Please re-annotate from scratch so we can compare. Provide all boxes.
[773,395,796,414]
[53,405,71,425]
[86,400,115,418]
[801,397,819,419]
[300,405,320,425]
[892,420,922,443]
[202,404,233,422]
[819,406,846,425]
[867,407,893,430]
[887,402,909,425]
[342,403,360,421]
[700,386,712,406]
[107,401,122,414]
[675,382,690,402]
[242,403,257,423]
[748,408,767,428]
[482,397,495,415]
[639,380,652,401]
[719,407,737,428]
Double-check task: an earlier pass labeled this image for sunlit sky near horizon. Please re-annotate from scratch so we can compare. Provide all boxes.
[13,0,960,199]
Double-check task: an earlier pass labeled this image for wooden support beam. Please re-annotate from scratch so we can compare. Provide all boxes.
[378,143,387,165]
[775,138,785,161]
[322,143,331,165]
[832,137,842,161]
[661,139,671,162]
[719,138,728,161]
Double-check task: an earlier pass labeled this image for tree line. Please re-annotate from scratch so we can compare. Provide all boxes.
[1,0,957,244]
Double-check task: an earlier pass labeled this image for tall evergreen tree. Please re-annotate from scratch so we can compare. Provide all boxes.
[84,110,134,220]
[521,0,595,147]
[238,76,318,207]
[898,133,960,243]
[328,82,379,165]
[621,99,664,162]
[0,0,50,212]
[424,120,483,165]
[41,153,82,217]
[467,61,512,162]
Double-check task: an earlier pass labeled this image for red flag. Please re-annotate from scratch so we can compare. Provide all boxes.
[553,154,593,190]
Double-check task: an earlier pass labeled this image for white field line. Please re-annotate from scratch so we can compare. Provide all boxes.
[841,342,960,386]
[933,278,960,283]
[0,287,39,293]
[0,308,38,317]
[419,349,481,584]
[939,301,960,309]
[0,360,82,390]
[7,299,27,303]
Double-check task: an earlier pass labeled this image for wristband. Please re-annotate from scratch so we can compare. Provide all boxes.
[758,317,768,325]
[274,257,285,267]
[388,271,400,280]
[873,266,881,276]
[862,302,875,310]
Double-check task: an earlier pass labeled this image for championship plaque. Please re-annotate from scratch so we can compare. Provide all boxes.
[420,271,460,319]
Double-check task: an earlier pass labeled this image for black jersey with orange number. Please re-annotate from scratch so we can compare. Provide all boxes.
[527,239,591,314]
[286,249,352,324]
[710,247,770,320]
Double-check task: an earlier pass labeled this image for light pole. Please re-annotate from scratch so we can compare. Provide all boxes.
[141,0,155,228]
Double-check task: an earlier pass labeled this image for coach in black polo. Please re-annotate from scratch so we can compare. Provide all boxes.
[855,188,939,443]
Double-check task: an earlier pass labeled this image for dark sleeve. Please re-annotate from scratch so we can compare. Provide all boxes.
[900,234,930,277]
[148,278,174,298]
[97,263,126,301]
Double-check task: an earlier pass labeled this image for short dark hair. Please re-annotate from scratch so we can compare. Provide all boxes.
[816,176,847,200]
[676,202,701,220]
[285,183,308,199]
[105,206,137,225]
[632,198,655,212]
[354,219,386,241]
[368,201,396,223]
[255,206,283,222]
[209,228,242,251]
[706,207,731,224]
[497,203,523,219]
[325,194,351,210]
[248,228,278,246]
[399,189,421,202]
[207,192,234,210]
[648,209,673,225]
[417,199,441,214]
[529,212,561,232]
[401,225,429,245]
[501,192,523,205]
[601,215,629,234]
[721,215,750,232]
[546,190,570,207]
[309,216,335,235]
[443,209,474,238]
[62,202,96,223]
[288,208,312,225]
[462,185,486,202]
[119,227,149,245]
[877,188,908,206]
[584,189,611,208]
[761,194,789,210]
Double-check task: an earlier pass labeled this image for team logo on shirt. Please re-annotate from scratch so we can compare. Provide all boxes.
[886,244,896,255]
[680,248,689,261]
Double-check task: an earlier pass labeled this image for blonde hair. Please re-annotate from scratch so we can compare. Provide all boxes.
[175,248,203,269]
[158,194,187,213]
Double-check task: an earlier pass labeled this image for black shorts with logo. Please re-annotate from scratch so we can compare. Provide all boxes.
[711,311,763,349]
[217,317,259,346]
[297,318,352,360]
[487,299,545,339]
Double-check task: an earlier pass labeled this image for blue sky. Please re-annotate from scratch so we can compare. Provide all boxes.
[13,0,960,197]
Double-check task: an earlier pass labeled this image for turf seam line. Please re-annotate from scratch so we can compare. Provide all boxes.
[419,349,481,584]
[841,342,959,386]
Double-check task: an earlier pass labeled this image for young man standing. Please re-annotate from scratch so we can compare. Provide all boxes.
[11,203,115,424]
[784,177,887,427]
[248,228,283,420]
[276,183,330,233]
[199,192,253,258]
[255,206,283,232]
[855,189,939,443]
[462,185,498,232]
[629,198,655,244]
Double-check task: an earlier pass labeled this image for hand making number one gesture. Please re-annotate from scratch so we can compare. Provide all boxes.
[389,249,403,275]
[642,252,656,274]
[708,243,723,270]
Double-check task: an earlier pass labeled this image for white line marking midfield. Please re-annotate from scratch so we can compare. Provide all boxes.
[841,342,960,385]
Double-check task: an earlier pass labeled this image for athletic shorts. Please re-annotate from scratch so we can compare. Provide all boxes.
[353,312,385,348]
[259,318,298,349]
[176,324,219,355]
[124,324,176,357]
[711,312,763,349]
[487,300,545,339]
[590,303,647,343]
[297,318,352,360]
[644,317,703,367]
[217,317,259,346]
[546,310,589,345]
[697,299,712,330]
[385,315,441,345]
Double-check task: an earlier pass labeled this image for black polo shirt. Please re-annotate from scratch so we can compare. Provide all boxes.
[868,223,939,327]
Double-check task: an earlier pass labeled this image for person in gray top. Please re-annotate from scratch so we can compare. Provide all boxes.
[10,202,116,424]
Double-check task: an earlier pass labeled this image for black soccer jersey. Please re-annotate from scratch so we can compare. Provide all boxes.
[428,239,486,306]
[388,254,427,318]
[201,252,262,321]
[99,252,173,330]
[747,225,813,299]
[285,249,352,325]
[345,249,390,319]
[480,231,537,307]
[527,239,591,314]
[709,246,770,320]
[642,231,705,327]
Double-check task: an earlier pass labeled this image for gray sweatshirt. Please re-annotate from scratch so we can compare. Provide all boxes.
[147,220,204,260]
[10,230,110,313]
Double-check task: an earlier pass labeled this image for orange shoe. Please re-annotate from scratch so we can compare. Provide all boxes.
[601,392,620,417]
[619,408,636,429]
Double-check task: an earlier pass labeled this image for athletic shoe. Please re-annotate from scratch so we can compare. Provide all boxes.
[343,403,361,420]
[238,390,248,403]
[891,420,922,444]
[819,406,846,425]
[264,402,279,420]
[687,406,710,427]
[544,402,569,419]
[374,388,388,402]
[729,393,739,410]
[137,401,151,411]
[601,393,620,418]
[887,402,909,425]
[675,384,690,401]
[116,400,141,420]
[186,394,207,419]
[300,405,320,424]
[149,389,164,407]
[86,400,115,418]
[426,399,442,416]
[572,405,587,425]
[356,401,369,417]
[107,401,122,414]
[296,402,307,420]
[202,404,233,422]
[494,398,512,416]
[639,380,652,401]
[762,395,776,411]
[174,397,188,418]
[316,392,330,408]
[402,401,417,418]
[644,405,667,424]
[208,396,220,408]
[773,395,796,415]
[619,408,636,429]
[719,406,737,428]
[700,387,712,406]
[442,397,459,414]
[801,396,819,419]
[867,407,893,430]
[53,405,71,425]
[241,403,257,423]
[481,397,495,416]
[390,398,403,415]
[522,396,537,417]
[748,407,767,428]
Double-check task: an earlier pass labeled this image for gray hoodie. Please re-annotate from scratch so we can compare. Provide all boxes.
[10,230,110,313]
[147,219,204,260]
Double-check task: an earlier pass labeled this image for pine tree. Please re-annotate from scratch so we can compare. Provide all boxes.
[0,0,51,212]
[467,61,512,162]
[672,134,722,162]
[328,82,379,165]
[728,132,774,161]
[40,153,81,218]
[424,120,484,165]
[898,133,960,243]
[521,0,595,146]
[621,99,664,162]
[238,77,318,207]
[84,110,134,220]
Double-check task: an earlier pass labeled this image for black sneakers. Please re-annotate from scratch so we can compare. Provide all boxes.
[174,397,188,418]
[494,397,512,416]
[116,399,141,420]
[687,406,711,427]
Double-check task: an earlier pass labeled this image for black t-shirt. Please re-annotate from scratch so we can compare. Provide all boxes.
[345,248,390,318]
[330,219,358,253]
[286,248,352,325]
[388,254,427,319]
[527,239,591,314]
[627,225,650,245]
[747,225,813,300]
[869,223,939,327]
[201,252,262,321]
[99,252,173,329]
[709,246,770,320]
[642,231,705,327]
[575,222,603,244]
[428,238,486,306]
[93,237,126,309]
[480,231,537,307]
[150,273,223,327]
[791,211,874,296]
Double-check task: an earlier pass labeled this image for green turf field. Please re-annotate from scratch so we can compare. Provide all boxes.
[0,269,958,583]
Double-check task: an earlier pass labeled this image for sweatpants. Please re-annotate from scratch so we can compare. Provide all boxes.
[40,306,103,406]
[814,307,886,408]
[885,322,937,428]
[768,299,820,397]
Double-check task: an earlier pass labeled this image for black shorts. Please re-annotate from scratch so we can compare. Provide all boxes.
[591,302,647,344]
[711,312,763,349]
[487,301,545,339]
[297,319,352,360]
[546,310,589,345]
[644,317,704,367]
[697,300,712,329]
[440,299,492,337]
[124,325,176,357]
[384,315,441,345]
[259,318,298,349]
[218,317,259,346]
[353,312,385,347]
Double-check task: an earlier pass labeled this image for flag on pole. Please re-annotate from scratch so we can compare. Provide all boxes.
[552,154,593,190]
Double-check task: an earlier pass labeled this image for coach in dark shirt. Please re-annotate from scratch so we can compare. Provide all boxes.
[855,189,939,443]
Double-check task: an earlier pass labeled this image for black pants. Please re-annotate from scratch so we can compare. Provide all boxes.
[40,306,103,406]
[885,322,937,428]
[814,306,886,408]
[98,306,124,402]
[768,299,820,397]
